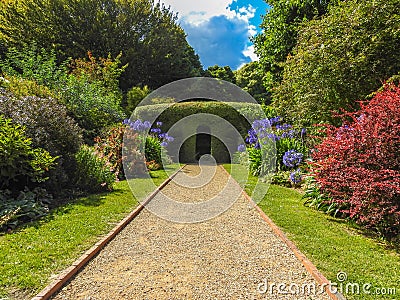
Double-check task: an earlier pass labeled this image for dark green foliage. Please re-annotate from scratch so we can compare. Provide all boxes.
[273,0,400,126]
[0,44,68,89]
[74,145,116,192]
[145,136,162,166]
[253,0,335,90]
[0,187,52,231]
[0,0,202,90]
[0,88,83,190]
[0,115,57,191]
[205,65,236,83]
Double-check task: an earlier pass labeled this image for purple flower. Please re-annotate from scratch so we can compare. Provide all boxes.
[276,123,292,131]
[283,150,303,168]
[237,144,246,152]
[143,121,151,129]
[269,116,282,126]
[151,128,162,134]
[290,168,302,184]
[301,128,307,138]
[160,141,168,147]
[156,121,163,127]
[267,133,280,141]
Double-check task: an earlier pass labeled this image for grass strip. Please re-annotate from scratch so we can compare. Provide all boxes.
[224,164,400,300]
[0,168,170,299]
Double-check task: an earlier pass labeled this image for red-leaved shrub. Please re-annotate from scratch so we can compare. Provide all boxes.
[311,84,400,239]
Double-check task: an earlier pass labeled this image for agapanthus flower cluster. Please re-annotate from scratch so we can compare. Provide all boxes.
[289,168,302,184]
[283,150,303,168]
[124,119,174,147]
[123,119,151,132]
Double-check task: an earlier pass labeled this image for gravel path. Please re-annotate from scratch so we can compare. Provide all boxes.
[52,164,331,300]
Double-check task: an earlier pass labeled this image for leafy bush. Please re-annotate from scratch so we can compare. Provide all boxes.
[0,115,57,192]
[311,84,400,240]
[0,188,52,231]
[94,125,125,179]
[145,136,162,167]
[0,46,125,141]
[0,88,82,190]
[273,0,400,126]
[75,145,116,192]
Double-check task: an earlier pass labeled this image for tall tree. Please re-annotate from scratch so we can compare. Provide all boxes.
[253,0,335,91]
[205,65,236,84]
[0,0,202,90]
[234,61,270,104]
[273,0,400,126]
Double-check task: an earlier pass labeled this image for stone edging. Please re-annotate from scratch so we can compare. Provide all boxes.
[220,165,346,300]
[31,166,185,300]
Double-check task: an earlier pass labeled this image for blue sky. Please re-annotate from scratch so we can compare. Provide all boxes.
[160,0,269,70]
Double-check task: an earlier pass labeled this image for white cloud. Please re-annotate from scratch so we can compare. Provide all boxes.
[160,0,260,68]
[242,45,258,62]
[161,0,235,24]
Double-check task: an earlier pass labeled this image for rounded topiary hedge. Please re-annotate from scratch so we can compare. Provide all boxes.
[134,101,258,163]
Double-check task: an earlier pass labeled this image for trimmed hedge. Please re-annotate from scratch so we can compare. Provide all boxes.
[133,101,256,163]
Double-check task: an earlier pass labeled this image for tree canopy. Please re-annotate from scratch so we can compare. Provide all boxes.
[0,0,202,90]
[273,0,400,126]
[234,61,269,104]
[253,0,335,90]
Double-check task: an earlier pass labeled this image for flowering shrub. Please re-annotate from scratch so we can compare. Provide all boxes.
[94,120,173,177]
[238,116,307,185]
[311,84,400,239]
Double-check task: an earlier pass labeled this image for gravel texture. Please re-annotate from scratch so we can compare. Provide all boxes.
[52,164,331,300]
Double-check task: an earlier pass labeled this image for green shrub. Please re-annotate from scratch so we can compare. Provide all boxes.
[57,74,125,142]
[0,89,82,190]
[75,145,116,192]
[0,115,57,192]
[0,43,68,89]
[145,136,162,166]
[0,46,125,142]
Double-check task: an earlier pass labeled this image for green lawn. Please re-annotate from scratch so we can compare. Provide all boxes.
[0,168,170,299]
[224,164,400,300]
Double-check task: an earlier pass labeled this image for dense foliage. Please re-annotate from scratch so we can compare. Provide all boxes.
[310,85,400,240]
[273,0,400,126]
[75,145,116,193]
[234,61,269,104]
[0,115,56,191]
[1,47,125,141]
[253,0,334,91]
[0,88,82,190]
[0,0,202,90]
[237,116,307,186]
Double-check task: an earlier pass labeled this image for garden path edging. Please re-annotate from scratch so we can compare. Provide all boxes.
[220,166,346,300]
[31,165,185,300]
